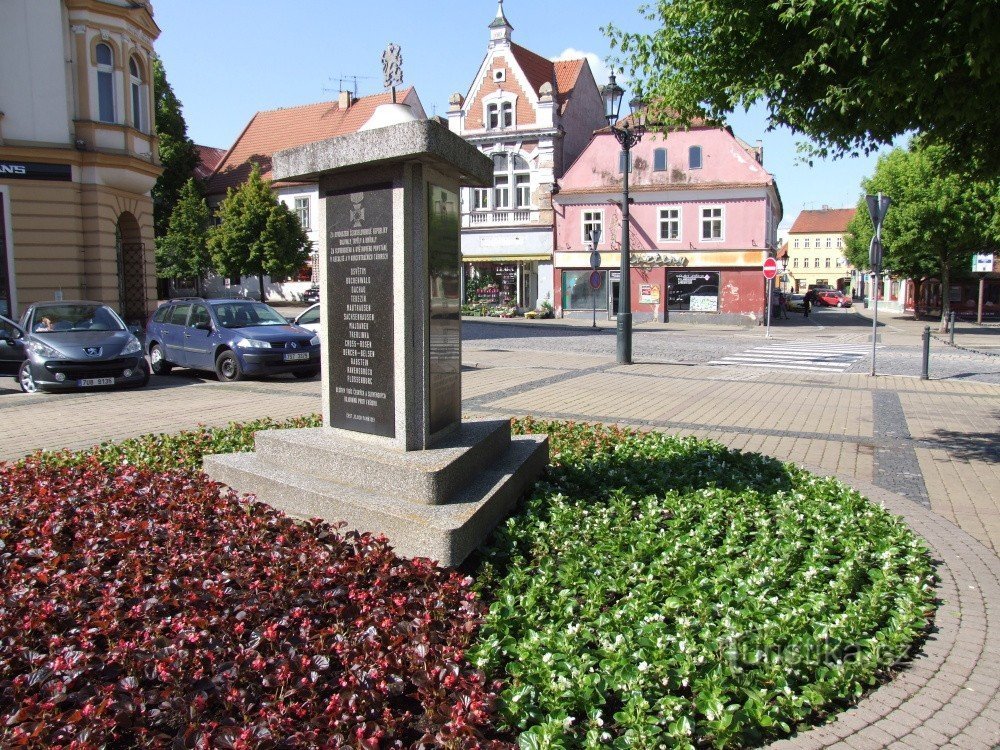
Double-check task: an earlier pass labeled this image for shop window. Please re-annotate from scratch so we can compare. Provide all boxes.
[668,270,719,311]
[582,210,603,245]
[658,208,680,241]
[653,148,667,171]
[700,206,723,241]
[563,270,607,310]
[96,43,115,123]
[689,146,703,169]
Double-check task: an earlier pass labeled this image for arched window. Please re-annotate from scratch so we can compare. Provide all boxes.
[96,43,115,123]
[129,56,147,131]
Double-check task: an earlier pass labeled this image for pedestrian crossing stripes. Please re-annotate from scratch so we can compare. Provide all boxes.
[708,343,874,372]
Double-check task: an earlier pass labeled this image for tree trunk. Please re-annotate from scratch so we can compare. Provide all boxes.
[912,278,922,319]
[195,275,202,297]
[258,274,266,303]
[938,258,950,333]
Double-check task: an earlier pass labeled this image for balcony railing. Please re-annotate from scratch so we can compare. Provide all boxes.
[465,209,536,226]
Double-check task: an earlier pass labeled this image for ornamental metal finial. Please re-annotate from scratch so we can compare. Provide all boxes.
[381,43,403,103]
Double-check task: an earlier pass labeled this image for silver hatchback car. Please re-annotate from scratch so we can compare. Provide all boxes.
[17,301,149,393]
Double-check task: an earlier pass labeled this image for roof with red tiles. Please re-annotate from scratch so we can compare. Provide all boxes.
[193,145,227,181]
[789,208,857,234]
[204,88,416,196]
[553,58,585,113]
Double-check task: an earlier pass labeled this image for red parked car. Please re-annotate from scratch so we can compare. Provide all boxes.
[815,290,852,308]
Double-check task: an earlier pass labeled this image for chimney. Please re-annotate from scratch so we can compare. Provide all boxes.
[339,90,352,109]
[755,139,763,165]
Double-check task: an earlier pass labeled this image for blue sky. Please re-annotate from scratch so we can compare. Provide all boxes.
[153,0,894,230]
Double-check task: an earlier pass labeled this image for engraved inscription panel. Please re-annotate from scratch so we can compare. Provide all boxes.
[326,185,395,437]
[427,185,461,434]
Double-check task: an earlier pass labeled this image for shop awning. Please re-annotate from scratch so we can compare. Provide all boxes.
[462,255,551,262]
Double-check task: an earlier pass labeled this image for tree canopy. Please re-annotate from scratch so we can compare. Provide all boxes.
[843,139,997,328]
[155,178,212,295]
[209,164,312,302]
[152,56,200,238]
[606,0,1000,173]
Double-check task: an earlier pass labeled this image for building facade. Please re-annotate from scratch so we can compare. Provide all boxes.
[447,1,606,311]
[200,89,425,301]
[784,208,856,296]
[0,0,162,323]
[553,124,782,323]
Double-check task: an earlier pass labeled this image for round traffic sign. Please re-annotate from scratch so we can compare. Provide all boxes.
[762,257,778,279]
[589,270,602,289]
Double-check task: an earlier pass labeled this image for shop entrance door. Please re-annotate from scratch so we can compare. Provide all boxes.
[609,271,621,317]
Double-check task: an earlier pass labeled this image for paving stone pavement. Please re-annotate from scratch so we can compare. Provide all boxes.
[0,327,997,748]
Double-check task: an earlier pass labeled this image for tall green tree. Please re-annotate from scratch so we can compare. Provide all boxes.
[209,164,312,302]
[155,178,212,296]
[606,0,1000,174]
[844,140,996,330]
[152,56,200,238]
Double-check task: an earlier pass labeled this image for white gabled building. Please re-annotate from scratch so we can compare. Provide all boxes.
[447,0,606,310]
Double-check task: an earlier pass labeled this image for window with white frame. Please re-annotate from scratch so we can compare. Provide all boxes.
[293,197,310,230]
[96,43,115,123]
[804,238,811,249]
[700,206,723,240]
[515,174,530,208]
[129,56,147,131]
[689,145,703,169]
[825,257,831,268]
[803,258,809,268]
[825,237,832,248]
[582,210,603,245]
[836,237,843,248]
[486,100,514,129]
[793,258,799,268]
[473,188,490,210]
[653,148,667,172]
[794,239,800,249]
[658,208,680,241]
[814,257,820,267]
[489,152,531,210]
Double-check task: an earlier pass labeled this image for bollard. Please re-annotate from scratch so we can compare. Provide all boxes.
[921,326,931,380]
[949,311,956,345]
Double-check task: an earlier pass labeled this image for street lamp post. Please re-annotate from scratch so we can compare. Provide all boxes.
[780,253,789,294]
[601,71,646,365]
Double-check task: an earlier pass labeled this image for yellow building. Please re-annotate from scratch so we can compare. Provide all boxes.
[784,208,856,295]
[0,0,162,323]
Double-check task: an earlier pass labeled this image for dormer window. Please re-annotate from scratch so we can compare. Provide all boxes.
[96,43,115,123]
[129,56,147,132]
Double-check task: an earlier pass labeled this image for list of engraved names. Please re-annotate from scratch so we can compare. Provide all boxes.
[326,186,395,437]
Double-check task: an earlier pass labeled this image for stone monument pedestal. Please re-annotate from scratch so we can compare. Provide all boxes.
[202,118,547,567]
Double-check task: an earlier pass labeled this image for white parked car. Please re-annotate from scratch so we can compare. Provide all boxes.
[293,303,320,334]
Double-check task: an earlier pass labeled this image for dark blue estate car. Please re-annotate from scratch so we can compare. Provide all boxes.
[145,298,320,382]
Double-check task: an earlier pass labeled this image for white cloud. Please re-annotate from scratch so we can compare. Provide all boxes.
[551,48,612,87]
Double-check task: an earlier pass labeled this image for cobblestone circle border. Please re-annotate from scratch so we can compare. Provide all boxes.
[763,466,1000,750]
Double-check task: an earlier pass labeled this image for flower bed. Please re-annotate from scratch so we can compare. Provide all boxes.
[2,417,936,749]
[474,418,936,748]
[0,459,508,748]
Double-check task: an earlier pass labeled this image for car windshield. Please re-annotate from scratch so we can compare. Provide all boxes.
[212,302,288,328]
[30,304,124,333]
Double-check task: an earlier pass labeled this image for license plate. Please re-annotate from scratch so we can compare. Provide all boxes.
[78,377,115,387]
[283,352,310,362]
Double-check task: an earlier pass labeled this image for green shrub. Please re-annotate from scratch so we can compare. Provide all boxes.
[472,418,936,748]
[21,414,322,472]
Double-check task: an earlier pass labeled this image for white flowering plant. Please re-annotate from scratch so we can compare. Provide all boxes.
[469,418,936,749]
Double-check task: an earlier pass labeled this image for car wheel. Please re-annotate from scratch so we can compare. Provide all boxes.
[837,301,844,307]
[149,343,172,375]
[215,350,244,382]
[293,368,320,379]
[18,361,39,394]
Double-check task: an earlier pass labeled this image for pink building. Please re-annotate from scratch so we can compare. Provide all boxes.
[553,123,782,323]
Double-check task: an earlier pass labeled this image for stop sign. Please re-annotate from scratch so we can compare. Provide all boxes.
[762,257,778,279]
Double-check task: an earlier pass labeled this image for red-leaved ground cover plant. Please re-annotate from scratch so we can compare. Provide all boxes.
[0,458,511,749]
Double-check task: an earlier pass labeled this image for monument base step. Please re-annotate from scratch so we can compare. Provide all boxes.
[202,429,548,567]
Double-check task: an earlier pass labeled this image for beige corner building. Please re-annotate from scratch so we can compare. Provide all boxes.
[784,207,857,295]
[0,0,162,323]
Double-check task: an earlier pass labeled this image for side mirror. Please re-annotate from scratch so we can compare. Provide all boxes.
[194,321,213,332]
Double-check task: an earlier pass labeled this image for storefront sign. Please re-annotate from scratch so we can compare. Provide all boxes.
[326,185,395,438]
[631,252,687,268]
[639,284,660,304]
[0,161,72,182]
